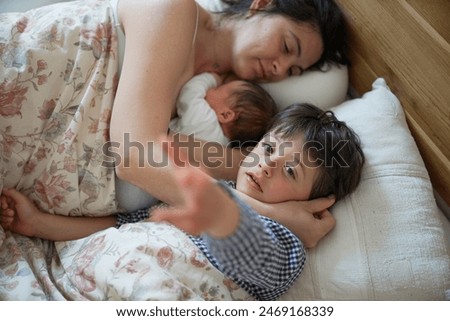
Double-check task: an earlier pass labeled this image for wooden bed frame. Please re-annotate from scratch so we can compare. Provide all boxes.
[335,0,450,207]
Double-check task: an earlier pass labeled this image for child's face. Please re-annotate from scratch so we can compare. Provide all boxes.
[236,133,319,203]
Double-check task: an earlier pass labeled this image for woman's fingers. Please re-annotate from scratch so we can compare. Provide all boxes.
[0,208,15,228]
[2,188,26,204]
[0,195,8,210]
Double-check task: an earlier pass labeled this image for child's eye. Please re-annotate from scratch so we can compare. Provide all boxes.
[285,166,295,178]
[262,143,274,155]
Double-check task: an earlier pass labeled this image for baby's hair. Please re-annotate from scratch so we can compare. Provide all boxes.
[268,103,364,201]
[227,82,278,146]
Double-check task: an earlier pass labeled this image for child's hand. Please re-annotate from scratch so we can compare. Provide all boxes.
[273,197,336,248]
[0,188,42,237]
[151,139,239,238]
[235,190,336,248]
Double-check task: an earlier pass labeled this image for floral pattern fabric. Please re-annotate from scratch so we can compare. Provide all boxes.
[0,221,253,300]
[0,0,251,301]
[0,0,119,216]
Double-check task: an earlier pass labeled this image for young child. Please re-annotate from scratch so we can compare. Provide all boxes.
[0,103,364,300]
[169,72,278,146]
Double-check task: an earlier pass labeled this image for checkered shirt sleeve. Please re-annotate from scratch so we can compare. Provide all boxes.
[116,208,151,228]
[190,181,305,300]
[115,181,306,301]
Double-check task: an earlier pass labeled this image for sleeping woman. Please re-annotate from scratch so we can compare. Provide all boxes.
[0,0,349,247]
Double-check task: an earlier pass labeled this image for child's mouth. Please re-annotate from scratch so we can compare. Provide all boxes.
[246,173,262,192]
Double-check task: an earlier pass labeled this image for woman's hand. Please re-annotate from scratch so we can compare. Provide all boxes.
[235,191,336,248]
[0,188,43,237]
[1,188,117,241]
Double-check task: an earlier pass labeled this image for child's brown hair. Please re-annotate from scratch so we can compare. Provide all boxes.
[268,103,365,201]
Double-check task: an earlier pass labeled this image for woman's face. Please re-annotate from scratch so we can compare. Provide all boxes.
[231,15,323,82]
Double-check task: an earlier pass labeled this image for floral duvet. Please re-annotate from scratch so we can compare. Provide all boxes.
[0,222,252,300]
[0,0,251,301]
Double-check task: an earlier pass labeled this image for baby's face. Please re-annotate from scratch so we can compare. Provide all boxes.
[236,133,319,203]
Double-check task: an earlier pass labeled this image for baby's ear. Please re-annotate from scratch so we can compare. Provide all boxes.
[218,110,237,123]
[249,0,274,11]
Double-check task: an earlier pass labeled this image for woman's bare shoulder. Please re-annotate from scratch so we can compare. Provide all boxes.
[119,0,198,25]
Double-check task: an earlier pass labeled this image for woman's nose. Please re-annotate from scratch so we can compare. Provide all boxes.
[272,58,289,79]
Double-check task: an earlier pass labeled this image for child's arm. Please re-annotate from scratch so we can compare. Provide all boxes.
[234,190,336,249]
[150,137,239,238]
[198,183,305,300]
[0,189,116,241]
[151,166,240,239]
[150,147,304,300]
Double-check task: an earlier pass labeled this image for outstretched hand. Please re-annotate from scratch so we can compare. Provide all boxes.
[150,139,239,238]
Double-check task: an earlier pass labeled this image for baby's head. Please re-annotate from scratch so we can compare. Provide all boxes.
[208,80,278,146]
[236,103,364,203]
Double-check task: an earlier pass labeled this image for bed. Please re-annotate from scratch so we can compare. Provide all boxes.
[0,0,449,300]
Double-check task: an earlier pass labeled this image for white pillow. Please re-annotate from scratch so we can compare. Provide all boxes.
[196,0,349,110]
[260,65,348,110]
[281,78,450,300]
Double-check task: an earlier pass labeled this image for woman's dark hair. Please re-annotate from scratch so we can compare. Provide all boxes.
[221,0,349,70]
[268,103,364,201]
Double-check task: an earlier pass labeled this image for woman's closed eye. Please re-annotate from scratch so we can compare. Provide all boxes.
[284,40,290,54]
[284,40,303,77]
[284,41,294,76]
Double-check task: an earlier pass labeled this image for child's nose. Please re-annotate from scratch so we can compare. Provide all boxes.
[259,162,273,177]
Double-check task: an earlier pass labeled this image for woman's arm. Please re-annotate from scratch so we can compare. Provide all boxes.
[168,132,244,181]
[0,189,116,241]
[111,0,242,206]
[111,0,195,205]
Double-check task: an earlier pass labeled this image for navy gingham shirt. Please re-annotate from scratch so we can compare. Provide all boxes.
[116,181,306,300]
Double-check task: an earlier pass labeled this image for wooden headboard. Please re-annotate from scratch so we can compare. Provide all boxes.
[335,0,450,206]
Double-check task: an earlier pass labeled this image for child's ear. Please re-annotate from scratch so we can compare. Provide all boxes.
[218,110,237,124]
